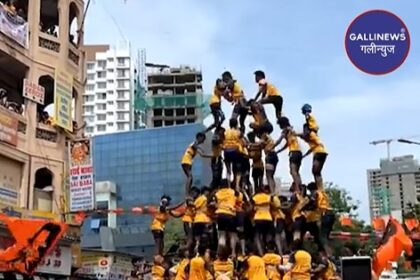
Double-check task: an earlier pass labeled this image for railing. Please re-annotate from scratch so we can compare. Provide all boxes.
[38,33,60,53]
[68,44,79,65]
[36,126,58,143]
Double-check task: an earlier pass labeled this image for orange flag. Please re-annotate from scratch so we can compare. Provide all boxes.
[372,217,386,231]
[340,215,352,226]
[405,218,419,232]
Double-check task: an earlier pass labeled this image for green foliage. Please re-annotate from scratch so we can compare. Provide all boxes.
[164,218,185,253]
[324,182,360,218]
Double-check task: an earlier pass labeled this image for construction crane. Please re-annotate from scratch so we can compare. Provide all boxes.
[370,135,420,160]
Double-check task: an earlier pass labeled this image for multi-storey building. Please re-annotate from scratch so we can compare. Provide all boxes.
[367,155,420,221]
[82,41,133,135]
[81,124,211,258]
[141,65,207,128]
[0,0,85,277]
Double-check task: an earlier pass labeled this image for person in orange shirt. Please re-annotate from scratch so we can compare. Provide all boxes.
[222,71,248,133]
[210,127,225,191]
[275,116,303,192]
[174,247,190,280]
[152,255,166,280]
[282,239,312,280]
[247,132,264,194]
[150,195,184,256]
[263,241,282,280]
[301,104,319,133]
[186,244,213,280]
[205,78,227,133]
[241,243,268,280]
[181,132,212,196]
[252,185,273,256]
[249,99,274,136]
[193,187,213,251]
[183,187,200,254]
[254,70,283,120]
[214,246,235,280]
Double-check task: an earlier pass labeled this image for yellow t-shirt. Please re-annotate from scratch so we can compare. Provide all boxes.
[210,86,223,105]
[212,143,223,158]
[182,202,195,223]
[246,255,268,280]
[271,195,285,220]
[215,188,236,216]
[321,260,336,280]
[235,192,244,213]
[290,250,312,280]
[262,134,276,154]
[152,264,165,280]
[175,259,190,280]
[284,128,301,152]
[181,143,197,165]
[150,211,169,231]
[189,256,207,280]
[214,259,234,280]
[259,79,280,97]
[263,253,282,280]
[317,190,332,212]
[231,82,243,102]
[223,128,242,151]
[253,193,272,221]
[248,143,263,169]
[194,195,211,223]
[306,113,319,132]
[306,132,327,154]
[291,193,305,221]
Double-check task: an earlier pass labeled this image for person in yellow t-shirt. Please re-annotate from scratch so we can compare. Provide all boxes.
[214,246,234,280]
[150,195,184,256]
[290,187,309,242]
[181,132,212,196]
[213,179,237,257]
[223,118,246,191]
[205,79,227,133]
[301,182,325,253]
[152,255,166,280]
[254,70,283,120]
[260,132,278,193]
[186,244,213,280]
[241,243,268,280]
[284,240,312,280]
[275,116,303,193]
[247,132,264,194]
[249,99,274,136]
[222,71,248,133]
[263,241,282,280]
[210,127,225,191]
[235,190,248,257]
[193,187,212,251]
[174,248,190,280]
[312,253,337,280]
[252,185,273,256]
[270,195,286,255]
[301,103,319,133]
[299,125,328,191]
[183,187,200,254]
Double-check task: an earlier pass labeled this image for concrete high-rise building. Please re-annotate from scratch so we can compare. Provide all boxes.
[367,155,420,221]
[0,0,85,277]
[143,65,206,128]
[82,41,134,136]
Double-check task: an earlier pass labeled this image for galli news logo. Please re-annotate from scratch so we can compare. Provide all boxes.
[345,10,410,75]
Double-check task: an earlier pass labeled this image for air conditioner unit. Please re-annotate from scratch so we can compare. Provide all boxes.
[95,181,117,194]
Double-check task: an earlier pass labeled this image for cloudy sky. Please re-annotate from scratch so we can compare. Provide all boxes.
[84,0,420,221]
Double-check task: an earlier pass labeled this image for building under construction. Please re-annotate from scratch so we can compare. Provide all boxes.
[134,64,210,128]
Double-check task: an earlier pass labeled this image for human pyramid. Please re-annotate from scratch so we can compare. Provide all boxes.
[148,71,339,280]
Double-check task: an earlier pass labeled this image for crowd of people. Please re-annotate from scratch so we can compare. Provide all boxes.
[147,71,340,280]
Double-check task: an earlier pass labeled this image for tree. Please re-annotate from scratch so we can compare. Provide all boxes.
[163,218,185,254]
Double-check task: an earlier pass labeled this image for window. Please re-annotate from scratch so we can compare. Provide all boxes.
[108,79,114,84]
[107,112,113,116]
[108,68,114,73]
[87,63,94,70]
[117,58,125,66]
[83,96,94,103]
[117,123,125,130]
[97,82,106,89]
[117,81,125,88]
[107,101,114,105]
[107,123,113,127]
[117,69,126,78]
[84,106,94,113]
[97,114,106,121]
[107,90,114,95]
[154,120,162,127]
[87,74,95,80]
[186,107,195,115]
[96,104,106,110]
[84,116,94,123]
[117,91,125,99]
[117,113,125,120]
[164,109,174,116]
[97,93,106,100]
[85,127,93,133]
[98,60,106,68]
[108,57,114,62]
[85,84,94,91]
[117,102,125,109]
[97,125,106,131]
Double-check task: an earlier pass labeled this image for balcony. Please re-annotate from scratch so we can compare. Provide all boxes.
[0,4,29,50]
[36,123,58,143]
[38,32,60,53]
